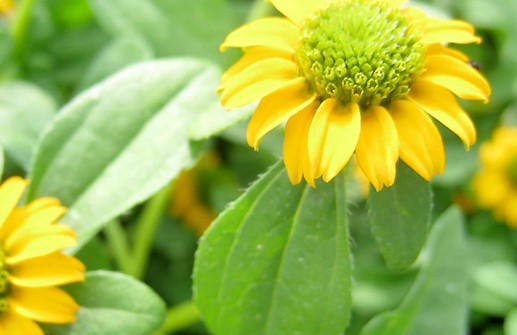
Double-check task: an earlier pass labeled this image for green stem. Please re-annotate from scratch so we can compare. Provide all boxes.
[153,300,200,335]
[246,0,274,22]
[10,0,36,63]
[104,220,132,275]
[129,183,173,279]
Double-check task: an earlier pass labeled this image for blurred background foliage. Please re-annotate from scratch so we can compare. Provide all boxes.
[1,0,517,334]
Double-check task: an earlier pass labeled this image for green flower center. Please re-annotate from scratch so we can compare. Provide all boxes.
[0,246,9,314]
[296,0,425,108]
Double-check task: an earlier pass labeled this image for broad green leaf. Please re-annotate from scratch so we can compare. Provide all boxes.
[471,262,517,316]
[189,104,253,141]
[0,81,56,169]
[194,162,352,335]
[42,270,166,335]
[360,207,468,335]
[474,262,517,304]
[27,59,238,250]
[89,0,245,65]
[78,35,153,91]
[506,309,517,335]
[367,161,432,271]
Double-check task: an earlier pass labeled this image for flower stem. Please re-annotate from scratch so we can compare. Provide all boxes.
[10,0,35,64]
[104,219,132,275]
[129,183,173,280]
[153,300,200,335]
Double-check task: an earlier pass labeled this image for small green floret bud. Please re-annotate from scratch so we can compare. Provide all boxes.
[296,0,426,107]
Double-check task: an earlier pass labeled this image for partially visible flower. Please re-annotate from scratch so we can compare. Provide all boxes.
[0,0,14,16]
[219,0,490,190]
[0,177,85,334]
[473,128,517,228]
[171,154,218,236]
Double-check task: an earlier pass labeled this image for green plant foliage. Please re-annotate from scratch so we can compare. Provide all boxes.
[194,162,352,335]
[361,207,468,335]
[26,59,247,250]
[42,271,166,335]
[506,309,517,335]
[77,35,153,91]
[88,0,246,65]
[0,145,4,178]
[0,0,516,334]
[367,162,432,271]
[0,81,56,169]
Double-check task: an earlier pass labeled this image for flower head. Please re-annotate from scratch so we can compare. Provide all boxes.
[219,0,491,190]
[473,128,517,228]
[0,177,85,334]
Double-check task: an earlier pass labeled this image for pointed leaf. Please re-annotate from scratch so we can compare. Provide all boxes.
[26,59,232,251]
[42,270,166,335]
[0,81,56,169]
[194,162,352,335]
[367,161,432,271]
[361,207,468,335]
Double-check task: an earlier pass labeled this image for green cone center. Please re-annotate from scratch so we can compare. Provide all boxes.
[296,0,425,108]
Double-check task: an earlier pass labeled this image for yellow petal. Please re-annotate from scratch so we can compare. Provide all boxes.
[10,286,79,323]
[308,99,361,182]
[425,44,469,62]
[390,100,445,180]
[6,234,77,265]
[220,17,298,53]
[419,17,482,45]
[355,106,399,191]
[0,309,44,335]
[473,170,510,208]
[10,252,85,287]
[422,54,491,101]
[0,197,61,241]
[5,205,67,251]
[219,47,292,91]
[409,79,476,148]
[283,101,319,185]
[268,0,322,24]
[220,58,298,109]
[247,78,316,149]
[0,177,27,231]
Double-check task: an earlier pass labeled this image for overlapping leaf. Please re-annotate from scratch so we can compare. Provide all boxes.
[194,163,352,335]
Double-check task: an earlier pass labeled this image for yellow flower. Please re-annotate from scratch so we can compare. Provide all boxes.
[218,0,491,190]
[170,153,218,236]
[0,0,14,15]
[0,177,85,334]
[473,128,517,228]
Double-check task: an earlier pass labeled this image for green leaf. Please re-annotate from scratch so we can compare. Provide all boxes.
[360,206,468,335]
[0,145,4,178]
[27,59,237,250]
[472,262,517,313]
[475,262,517,304]
[367,162,432,271]
[78,35,153,91]
[505,309,517,335]
[42,270,166,335]
[89,0,245,65]
[0,81,56,169]
[194,162,352,335]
